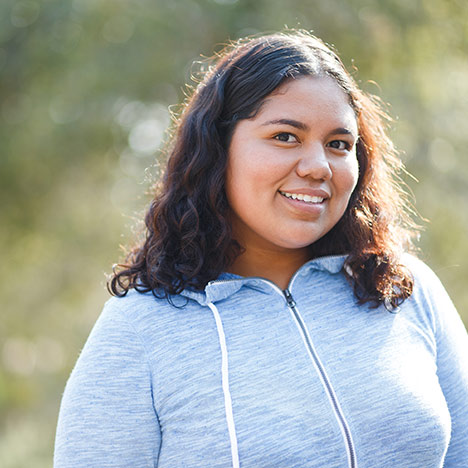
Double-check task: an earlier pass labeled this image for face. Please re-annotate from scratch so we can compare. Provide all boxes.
[225,76,359,257]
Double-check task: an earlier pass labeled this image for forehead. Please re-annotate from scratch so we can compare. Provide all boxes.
[254,76,357,131]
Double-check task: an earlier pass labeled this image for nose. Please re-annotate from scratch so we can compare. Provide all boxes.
[295,143,332,180]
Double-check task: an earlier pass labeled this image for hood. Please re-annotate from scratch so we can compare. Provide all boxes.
[180,254,347,306]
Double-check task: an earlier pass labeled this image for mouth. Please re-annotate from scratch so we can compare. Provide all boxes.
[279,190,326,204]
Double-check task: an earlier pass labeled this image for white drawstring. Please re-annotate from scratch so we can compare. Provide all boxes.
[207,302,240,468]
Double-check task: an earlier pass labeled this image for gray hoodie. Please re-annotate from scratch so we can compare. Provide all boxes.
[54,255,468,467]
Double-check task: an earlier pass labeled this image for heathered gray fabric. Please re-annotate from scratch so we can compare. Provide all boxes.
[54,255,468,467]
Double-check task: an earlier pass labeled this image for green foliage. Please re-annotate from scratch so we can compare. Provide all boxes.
[1,0,467,465]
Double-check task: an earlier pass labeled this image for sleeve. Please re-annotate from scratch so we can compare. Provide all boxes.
[418,263,468,466]
[54,299,161,468]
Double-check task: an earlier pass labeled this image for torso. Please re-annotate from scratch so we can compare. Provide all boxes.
[123,258,451,467]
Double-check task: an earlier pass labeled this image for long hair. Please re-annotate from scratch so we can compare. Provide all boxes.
[109,31,418,308]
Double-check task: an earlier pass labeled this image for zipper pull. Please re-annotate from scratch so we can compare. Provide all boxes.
[283,289,296,308]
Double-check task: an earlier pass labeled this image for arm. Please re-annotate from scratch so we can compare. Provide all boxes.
[54,299,161,468]
[423,267,468,466]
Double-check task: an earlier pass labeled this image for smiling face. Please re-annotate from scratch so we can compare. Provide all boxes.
[225,76,359,260]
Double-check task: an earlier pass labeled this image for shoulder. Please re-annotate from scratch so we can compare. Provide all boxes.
[101,288,193,325]
[400,253,449,300]
[401,253,438,281]
[95,289,207,345]
[73,289,204,372]
[399,254,459,332]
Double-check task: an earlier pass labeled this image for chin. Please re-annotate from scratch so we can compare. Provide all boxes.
[275,236,323,251]
[276,229,330,250]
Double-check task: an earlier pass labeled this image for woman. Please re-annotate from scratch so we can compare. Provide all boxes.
[54,31,468,467]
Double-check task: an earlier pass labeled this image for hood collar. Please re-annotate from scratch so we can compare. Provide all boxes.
[180,254,347,306]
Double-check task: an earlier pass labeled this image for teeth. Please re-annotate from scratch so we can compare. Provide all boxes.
[280,191,324,203]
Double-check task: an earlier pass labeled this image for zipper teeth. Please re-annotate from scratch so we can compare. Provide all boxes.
[208,271,357,467]
[284,290,357,468]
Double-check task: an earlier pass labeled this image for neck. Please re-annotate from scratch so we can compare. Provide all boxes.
[228,246,310,290]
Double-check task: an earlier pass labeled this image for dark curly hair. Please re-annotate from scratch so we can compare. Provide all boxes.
[109,30,419,309]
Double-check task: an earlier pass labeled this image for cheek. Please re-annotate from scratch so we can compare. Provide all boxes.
[226,151,283,199]
[225,158,259,214]
[348,158,360,193]
[334,157,360,199]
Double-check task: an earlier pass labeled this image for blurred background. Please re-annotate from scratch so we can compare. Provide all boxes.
[1,0,467,465]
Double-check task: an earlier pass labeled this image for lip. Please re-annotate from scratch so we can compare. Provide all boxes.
[278,188,329,215]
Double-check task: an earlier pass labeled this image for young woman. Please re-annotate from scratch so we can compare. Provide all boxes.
[54,31,468,468]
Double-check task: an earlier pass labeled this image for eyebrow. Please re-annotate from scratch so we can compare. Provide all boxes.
[261,118,309,131]
[260,118,357,138]
[329,127,357,138]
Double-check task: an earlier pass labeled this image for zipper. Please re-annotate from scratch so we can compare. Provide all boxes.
[283,287,357,468]
[208,271,357,467]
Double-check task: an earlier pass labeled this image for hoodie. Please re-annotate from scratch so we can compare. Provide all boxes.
[54,255,468,467]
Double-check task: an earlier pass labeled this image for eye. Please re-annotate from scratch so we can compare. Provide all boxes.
[273,132,298,143]
[327,140,351,151]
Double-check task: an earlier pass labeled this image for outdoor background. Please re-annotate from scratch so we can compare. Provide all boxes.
[1,0,467,465]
